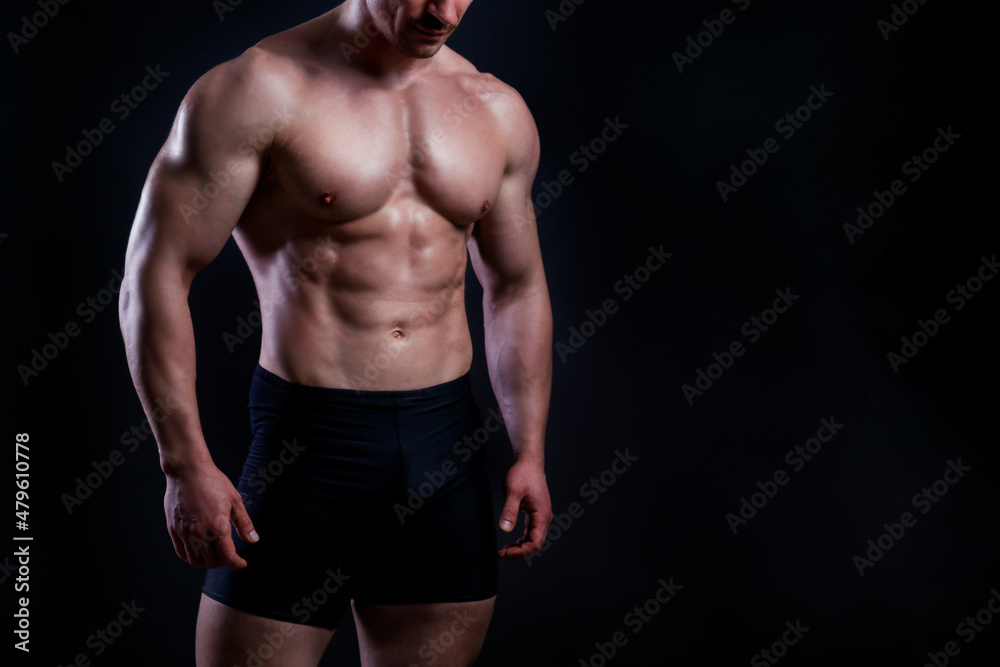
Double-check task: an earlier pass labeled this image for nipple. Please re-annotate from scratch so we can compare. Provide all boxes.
[481,199,490,213]
[321,192,338,205]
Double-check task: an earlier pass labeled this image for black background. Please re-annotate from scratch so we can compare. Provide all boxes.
[4,0,999,665]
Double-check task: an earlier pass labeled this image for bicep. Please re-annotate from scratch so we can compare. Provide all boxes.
[468,171,544,299]
[469,91,545,298]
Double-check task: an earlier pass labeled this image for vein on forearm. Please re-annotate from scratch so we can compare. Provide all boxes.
[482,285,552,461]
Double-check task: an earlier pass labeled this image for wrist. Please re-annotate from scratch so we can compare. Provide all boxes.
[513,451,545,468]
[160,447,213,478]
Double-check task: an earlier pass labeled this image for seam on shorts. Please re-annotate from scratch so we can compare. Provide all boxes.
[200,587,340,630]
[353,590,498,606]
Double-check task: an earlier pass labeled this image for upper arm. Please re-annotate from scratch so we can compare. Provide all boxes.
[123,48,290,287]
[468,84,546,302]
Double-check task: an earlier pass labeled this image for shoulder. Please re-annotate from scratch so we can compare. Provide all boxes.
[179,42,301,142]
[440,49,540,172]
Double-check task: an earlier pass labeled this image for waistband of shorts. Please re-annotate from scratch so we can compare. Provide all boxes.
[252,363,472,404]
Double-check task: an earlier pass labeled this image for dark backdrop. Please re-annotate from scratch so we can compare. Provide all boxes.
[5,0,999,665]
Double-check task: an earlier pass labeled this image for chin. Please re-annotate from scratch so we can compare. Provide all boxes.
[397,39,447,59]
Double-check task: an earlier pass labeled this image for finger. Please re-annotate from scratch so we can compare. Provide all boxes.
[230,494,259,544]
[498,524,534,560]
[498,491,522,533]
[501,510,550,560]
[499,534,529,553]
[203,548,222,569]
[200,522,230,569]
[525,508,552,552]
[185,531,209,568]
[169,531,187,562]
[499,542,532,561]
[193,537,218,568]
[215,531,248,570]
[186,547,206,568]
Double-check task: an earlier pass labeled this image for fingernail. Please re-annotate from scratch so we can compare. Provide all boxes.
[500,520,512,531]
[249,530,259,542]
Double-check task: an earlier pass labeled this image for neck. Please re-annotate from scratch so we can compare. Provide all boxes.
[332,0,438,81]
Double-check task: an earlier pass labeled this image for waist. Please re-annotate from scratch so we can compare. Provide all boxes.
[251,363,473,408]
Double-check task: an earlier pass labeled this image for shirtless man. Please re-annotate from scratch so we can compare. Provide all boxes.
[118,1,552,664]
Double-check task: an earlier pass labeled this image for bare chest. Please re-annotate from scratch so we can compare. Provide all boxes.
[267,81,505,227]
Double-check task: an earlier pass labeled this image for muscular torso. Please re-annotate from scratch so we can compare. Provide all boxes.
[231,22,506,390]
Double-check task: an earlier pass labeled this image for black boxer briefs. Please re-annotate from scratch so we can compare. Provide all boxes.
[201,364,498,629]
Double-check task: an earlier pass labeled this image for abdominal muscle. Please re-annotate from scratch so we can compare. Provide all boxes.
[233,197,477,391]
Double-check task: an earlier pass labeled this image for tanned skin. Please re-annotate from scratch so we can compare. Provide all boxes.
[119,1,552,665]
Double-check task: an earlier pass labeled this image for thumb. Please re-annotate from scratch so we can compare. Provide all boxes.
[231,494,259,543]
[499,491,522,533]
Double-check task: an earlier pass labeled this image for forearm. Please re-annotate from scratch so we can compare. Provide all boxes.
[482,281,552,463]
[119,263,212,476]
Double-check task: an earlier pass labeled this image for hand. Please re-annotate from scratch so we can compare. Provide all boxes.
[497,457,552,561]
[163,464,258,569]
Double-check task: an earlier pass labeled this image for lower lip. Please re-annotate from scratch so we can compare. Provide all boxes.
[413,26,448,39]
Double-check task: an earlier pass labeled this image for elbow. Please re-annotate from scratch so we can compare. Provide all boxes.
[482,283,551,324]
[118,276,133,326]
[482,270,550,311]
[118,273,140,343]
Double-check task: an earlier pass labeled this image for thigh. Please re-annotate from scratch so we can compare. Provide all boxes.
[352,597,496,667]
[196,594,334,667]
